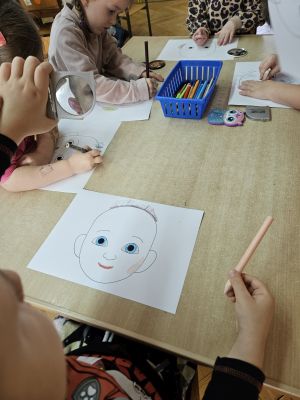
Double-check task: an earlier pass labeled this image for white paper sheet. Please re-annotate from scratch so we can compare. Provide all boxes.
[228,62,300,108]
[97,100,153,121]
[157,38,239,61]
[268,0,300,80]
[28,190,204,314]
[42,106,121,193]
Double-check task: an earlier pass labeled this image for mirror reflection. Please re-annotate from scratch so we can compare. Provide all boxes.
[55,75,94,116]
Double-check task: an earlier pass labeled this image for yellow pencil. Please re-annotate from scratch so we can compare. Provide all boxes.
[188,80,200,99]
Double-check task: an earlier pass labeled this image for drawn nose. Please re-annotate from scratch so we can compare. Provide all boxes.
[103,252,117,261]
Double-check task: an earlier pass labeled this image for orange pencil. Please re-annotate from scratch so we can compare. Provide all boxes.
[188,80,200,99]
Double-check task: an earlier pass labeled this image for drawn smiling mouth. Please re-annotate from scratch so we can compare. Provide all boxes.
[98,262,113,269]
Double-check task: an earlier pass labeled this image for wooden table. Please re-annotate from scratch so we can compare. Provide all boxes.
[1,35,300,395]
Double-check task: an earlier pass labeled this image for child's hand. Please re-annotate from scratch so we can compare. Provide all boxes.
[145,78,159,98]
[192,27,209,46]
[215,17,240,46]
[141,71,164,82]
[0,56,56,143]
[227,271,274,368]
[259,54,280,80]
[67,149,102,174]
[239,79,276,100]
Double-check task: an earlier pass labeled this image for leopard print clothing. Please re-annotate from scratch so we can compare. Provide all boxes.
[187,0,264,36]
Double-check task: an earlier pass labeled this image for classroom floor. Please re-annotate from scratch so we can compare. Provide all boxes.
[39,2,298,399]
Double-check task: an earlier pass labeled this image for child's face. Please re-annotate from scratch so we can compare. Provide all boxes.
[0,270,66,400]
[82,0,131,34]
[76,207,157,283]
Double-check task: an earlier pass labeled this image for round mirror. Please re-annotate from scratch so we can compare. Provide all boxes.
[55,75,94,116]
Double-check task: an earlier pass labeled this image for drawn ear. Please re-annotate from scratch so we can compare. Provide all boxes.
[74,234,86,257]
[135,250,157,273]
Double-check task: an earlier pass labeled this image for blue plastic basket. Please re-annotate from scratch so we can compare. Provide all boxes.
[156,60,223,120]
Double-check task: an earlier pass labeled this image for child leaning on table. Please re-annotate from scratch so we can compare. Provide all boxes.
[0,1,102,192]
[187,0,265,47]
[239,54,300,109]
[0,264,274,399]
[48,0,164,105]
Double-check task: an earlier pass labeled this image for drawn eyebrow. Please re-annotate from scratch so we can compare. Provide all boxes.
[132,235,143,243]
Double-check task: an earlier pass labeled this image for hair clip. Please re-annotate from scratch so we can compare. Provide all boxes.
[0,32,7,47]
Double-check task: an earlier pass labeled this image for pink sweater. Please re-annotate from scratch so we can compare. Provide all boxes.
[49,5,149,104]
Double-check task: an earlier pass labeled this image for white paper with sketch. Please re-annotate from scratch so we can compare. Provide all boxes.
[229,62,300,108]
[157,38,239,61]
[42,108,121,193]
[28,190,204,313]
[268,0,300,80]
[97,100,153,121]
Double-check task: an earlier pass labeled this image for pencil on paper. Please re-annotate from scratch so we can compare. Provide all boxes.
[224,216,274,295]
[65,142,88,153]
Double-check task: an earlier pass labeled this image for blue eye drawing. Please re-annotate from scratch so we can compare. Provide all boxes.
[121,243,139,254]
[92,236,108,247]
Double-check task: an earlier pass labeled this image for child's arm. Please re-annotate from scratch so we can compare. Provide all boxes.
[19,129,58,167]
[50,26,150,104]
[1,149,102,192]
[234,0,265,34]
[186,0,211,39]
[239,80,300,110]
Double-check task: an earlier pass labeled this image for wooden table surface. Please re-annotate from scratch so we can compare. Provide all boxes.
[1,35,300,395]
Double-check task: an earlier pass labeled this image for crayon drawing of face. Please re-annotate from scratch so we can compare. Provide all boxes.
[53,134,103,161]
[269,0,300,37]
[74,205,157,283]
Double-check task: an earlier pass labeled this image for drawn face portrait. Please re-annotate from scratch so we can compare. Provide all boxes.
[53,134,103,161]
[269,0,300,37]
[74,206,157,283]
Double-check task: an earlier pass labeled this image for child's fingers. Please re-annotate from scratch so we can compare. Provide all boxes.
[23,56,40,83]
[34,61,53,92]
[88,149,101,157]
[93,155,103,164]
[0,62,11,82]
[152,73,164,82]
[10,56,25,78]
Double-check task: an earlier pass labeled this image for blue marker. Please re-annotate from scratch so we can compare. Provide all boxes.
[197,79,209,99]
[194,81,204,99]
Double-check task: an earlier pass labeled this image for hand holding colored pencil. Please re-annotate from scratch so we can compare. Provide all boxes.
[224,216,274,296]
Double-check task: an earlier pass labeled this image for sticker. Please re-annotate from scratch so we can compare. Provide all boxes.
[227,48,248,57]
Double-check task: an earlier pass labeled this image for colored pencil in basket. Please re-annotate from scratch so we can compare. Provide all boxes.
[183,83,192,98]
[194,81,204,98]
[175,83,187,98]
[202,67,216,98]
[188,80,200,99]
[196,80,208,99]
[179,83,191,99]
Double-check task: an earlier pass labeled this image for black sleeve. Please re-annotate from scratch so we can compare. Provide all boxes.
[203,357,265,400]
[0,133,17,178]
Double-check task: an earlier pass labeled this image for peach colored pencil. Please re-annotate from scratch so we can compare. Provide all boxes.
[224,216,274,295]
